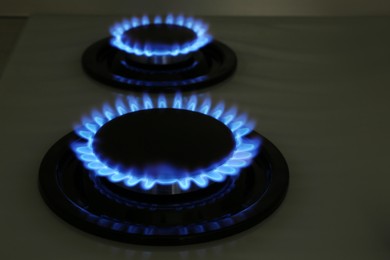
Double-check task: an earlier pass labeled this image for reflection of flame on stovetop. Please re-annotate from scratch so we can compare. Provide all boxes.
[72,94,262,191]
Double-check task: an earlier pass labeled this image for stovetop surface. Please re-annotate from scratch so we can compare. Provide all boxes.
[1,15,390,259]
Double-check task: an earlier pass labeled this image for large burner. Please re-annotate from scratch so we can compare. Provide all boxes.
[82,14,237,92]
[39,95,289,245]
[93,109,235,175]
[72,94,260,192]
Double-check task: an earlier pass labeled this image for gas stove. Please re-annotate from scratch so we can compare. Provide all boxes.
[36,15,289,245]
[2,14,389,260]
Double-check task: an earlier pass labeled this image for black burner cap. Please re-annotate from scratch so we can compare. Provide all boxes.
[92,109,236,175]
[122,24,197,47]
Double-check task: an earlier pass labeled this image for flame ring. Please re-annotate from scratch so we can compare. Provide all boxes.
[110,14,213,57]
[72,94,261,191]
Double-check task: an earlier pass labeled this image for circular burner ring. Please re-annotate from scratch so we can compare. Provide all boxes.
[72,95,260,193]
[39,131,289,245]
[82,38,237,92]
[109,15,212,58]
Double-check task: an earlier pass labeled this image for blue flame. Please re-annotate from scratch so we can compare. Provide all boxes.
[113,74,208,88]
[110,14,212,57]
[72,94,261,191]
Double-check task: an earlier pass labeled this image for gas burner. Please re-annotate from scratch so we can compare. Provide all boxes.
[39,95,289,245]
[72,94,260,193]
[82,15,237,92]
[110,15,212,64]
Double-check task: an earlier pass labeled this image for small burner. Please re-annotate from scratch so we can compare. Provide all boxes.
[82,15,237,92]
[121,24,196,65]
[39,95,289,245]
[123,24,197,48]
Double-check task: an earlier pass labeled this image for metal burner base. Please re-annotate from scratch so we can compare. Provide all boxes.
[82,38,237,92]
[39,132,288,245]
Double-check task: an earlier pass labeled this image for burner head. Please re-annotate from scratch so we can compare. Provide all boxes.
[122,24,197,65]
[123,24,197,50]
[82,15,237,92]
[72,94,260,192]
[110,15,212,59]
[93,109,235,175]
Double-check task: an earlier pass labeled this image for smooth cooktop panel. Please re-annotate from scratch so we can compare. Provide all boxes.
[0,15,390,260]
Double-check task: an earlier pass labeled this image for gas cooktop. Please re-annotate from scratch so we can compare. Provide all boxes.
[1,15,390,260]
[37,15,288,245]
